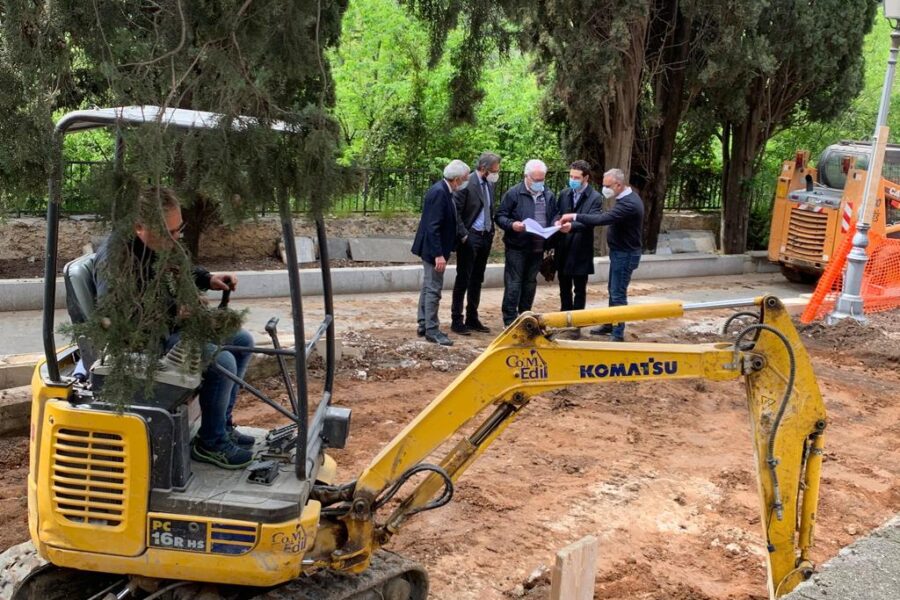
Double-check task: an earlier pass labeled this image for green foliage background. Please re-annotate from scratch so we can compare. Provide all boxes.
[329,0,562,172]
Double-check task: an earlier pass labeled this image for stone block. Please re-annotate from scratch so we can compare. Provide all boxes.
[658,230,718,254]
[317,237,351,260]
[0,354,39,389]
[0,385,31,435]
[348,238,416,263]
[277,237,317,264]
[295,237,316,263]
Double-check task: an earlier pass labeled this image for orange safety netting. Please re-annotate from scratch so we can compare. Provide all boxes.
[801,226,900,323]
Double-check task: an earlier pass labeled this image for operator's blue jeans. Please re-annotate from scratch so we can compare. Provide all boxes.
[608,250,642,340]
[165,329,254,450]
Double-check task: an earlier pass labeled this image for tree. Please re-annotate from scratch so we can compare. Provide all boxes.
[1,0,349,401]
[1,0,348,254]
[332,0,561,171]
[696,0,877,253]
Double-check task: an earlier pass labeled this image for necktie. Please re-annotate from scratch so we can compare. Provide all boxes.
[481,181,490,230]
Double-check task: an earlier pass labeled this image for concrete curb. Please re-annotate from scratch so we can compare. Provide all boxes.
[0,252,779,312]
[783,514,900,600]
[0,386,31,435]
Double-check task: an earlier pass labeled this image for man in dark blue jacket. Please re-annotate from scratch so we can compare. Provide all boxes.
[495,159,558,327]
[412,160,471,346]
[558,168,644,341]
[553,160,603,330]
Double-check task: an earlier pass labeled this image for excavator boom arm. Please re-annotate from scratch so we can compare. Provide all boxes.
[322,297,826,599]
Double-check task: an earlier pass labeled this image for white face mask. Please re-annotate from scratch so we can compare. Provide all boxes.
[457,178,469,191]
[602,186,616,199]
[486,172,500,183]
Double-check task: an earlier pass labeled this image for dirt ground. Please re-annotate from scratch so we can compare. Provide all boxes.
[0,280,898,599]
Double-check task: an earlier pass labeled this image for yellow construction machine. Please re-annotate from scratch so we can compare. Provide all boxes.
[1,107,829,600]
[769,142,900,283]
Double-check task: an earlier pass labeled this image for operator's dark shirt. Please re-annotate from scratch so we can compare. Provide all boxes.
[93,235,212,336]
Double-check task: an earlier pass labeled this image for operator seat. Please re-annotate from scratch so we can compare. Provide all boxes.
[63,252,98,372]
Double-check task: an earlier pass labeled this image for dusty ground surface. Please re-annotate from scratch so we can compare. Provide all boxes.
[0,277,897,599]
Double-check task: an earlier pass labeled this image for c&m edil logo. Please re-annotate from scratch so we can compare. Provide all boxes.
[506,349,549,380]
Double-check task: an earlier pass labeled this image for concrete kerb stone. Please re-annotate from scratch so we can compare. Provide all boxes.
[348,237,416,263]
[783,514,900,600]
[0,252,780,312]
[0,386,30,435]
[0,354,41,389]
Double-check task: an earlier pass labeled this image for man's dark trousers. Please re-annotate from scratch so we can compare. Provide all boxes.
[451,231,491,325]
[558,274,588,311]
[608,249,642,340]
[502,247,542,326]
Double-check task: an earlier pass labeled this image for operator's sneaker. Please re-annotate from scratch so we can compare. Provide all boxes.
[590,324,614,336]
[191,439,253,469]
[227,425,256,449]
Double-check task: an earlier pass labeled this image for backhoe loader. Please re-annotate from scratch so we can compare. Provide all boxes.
[769,142,900,283]
[0,107,828,600]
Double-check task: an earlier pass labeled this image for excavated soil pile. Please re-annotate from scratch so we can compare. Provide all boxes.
[799,312,900,364]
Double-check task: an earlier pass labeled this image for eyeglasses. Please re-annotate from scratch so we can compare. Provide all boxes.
[168,222,186,238]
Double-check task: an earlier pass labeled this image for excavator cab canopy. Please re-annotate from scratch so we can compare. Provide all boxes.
[42,106,337,481]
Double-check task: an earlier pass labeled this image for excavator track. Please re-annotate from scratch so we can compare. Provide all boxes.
[258,551,428,600]
[0,541,120,600]
[0,543,426,600]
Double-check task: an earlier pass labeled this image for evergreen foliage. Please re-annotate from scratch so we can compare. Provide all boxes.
[1,1,349,406]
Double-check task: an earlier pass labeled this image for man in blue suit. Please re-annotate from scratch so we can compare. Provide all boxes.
[412,160,471,346]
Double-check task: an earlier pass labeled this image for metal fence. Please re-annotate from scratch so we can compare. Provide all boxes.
[8,161,775,216]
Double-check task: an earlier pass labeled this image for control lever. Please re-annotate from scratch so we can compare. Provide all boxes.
[265,317,299,414]
[218,275,235,309]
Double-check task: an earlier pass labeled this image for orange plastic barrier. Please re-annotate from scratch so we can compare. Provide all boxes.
[801,226,900,322]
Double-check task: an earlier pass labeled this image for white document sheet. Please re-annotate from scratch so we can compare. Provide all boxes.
[523,218,560,239]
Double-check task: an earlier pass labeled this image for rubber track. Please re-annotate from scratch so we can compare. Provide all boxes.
[0,542,50,600]
[255,550,429,600]
[0,543,427,600]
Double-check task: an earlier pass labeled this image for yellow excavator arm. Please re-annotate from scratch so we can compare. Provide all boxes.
[310,296,826,599]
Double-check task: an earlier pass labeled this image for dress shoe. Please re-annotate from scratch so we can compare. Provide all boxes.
[590,324,614,336]
[425,331,454,346]
[417,327,425,337]
[465,320,491,334]
[450,322,471,335]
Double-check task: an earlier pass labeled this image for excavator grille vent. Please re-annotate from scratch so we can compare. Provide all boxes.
[51,428,127,527]
[786,207,829,260]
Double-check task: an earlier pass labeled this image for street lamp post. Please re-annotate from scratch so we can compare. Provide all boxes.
[829,3,900,324]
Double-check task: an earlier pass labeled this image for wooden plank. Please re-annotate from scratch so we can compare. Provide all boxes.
[550,535,598,600]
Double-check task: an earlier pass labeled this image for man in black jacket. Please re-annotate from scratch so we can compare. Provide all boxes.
[450,152,501,335]
[496,159,558,327]
[558,168,644,341]
[553,160,603,335]
[412,159,471,346]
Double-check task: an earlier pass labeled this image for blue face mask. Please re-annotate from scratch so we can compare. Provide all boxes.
[568,179,582,191]
[530,180,545,193]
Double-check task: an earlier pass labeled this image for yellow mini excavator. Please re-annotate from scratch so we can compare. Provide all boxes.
[0,107,827,600]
